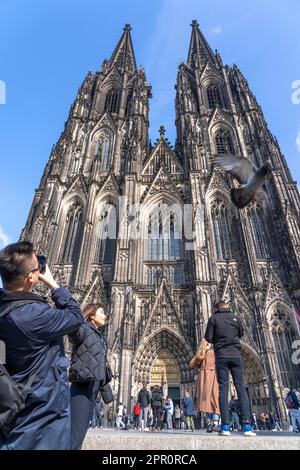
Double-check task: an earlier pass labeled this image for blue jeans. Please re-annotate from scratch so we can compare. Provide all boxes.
[207,413,219,422]
[215,356,251,426]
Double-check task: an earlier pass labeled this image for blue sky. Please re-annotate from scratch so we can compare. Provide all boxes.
[0,0,299,247]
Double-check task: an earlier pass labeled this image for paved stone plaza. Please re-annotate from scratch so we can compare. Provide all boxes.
[83,428,300,451]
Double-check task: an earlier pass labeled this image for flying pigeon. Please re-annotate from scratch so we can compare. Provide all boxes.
[215,155,271,209]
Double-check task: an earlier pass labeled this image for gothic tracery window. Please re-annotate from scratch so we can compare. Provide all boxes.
[247,204,269,259]
[96,203,117,264]
[105,89,120,113]
[271,310,299,388]
[211,200,233,260]
[215,129,234,154]
[94,132,111,171]
[61,202,83,263]
[207,84,222,109]
[147,211,181,261]
[125,92,133,116]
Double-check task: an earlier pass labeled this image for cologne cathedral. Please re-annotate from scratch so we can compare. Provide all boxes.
[21,21,300,424]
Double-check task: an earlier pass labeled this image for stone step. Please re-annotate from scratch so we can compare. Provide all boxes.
[83,429,300,450]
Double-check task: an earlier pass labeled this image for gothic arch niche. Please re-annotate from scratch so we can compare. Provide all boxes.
[208,195,235,261]
[206,83,223,109]
[92,128,114,172]
[239,343,269,417]
[267,302,300,389]
[91,196,118,281]
[96,78,122,114]
[246,201,270,260]
[210,123,238,155]
[56,195,86,260]
[133,329,193,400]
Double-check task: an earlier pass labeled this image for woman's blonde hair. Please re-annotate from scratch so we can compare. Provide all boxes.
[83,303,105,322]
[190,339,210,368]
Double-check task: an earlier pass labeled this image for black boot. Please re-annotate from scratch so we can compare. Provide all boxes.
[206,423,213,433]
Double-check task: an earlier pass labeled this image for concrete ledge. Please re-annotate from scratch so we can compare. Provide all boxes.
[83,429,300,451]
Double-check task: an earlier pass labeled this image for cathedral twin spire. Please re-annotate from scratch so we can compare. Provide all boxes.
[101,23,137,77]
[187,19,217,70]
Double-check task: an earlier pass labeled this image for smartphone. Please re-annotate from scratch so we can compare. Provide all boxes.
[37,255,47,274]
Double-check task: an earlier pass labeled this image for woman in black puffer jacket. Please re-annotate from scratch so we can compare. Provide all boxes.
[69,304,113,450]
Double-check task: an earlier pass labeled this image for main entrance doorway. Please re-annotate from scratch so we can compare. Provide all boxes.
[150,351,181,405]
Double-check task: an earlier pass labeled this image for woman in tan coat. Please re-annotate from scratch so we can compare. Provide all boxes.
[190,339,220,432]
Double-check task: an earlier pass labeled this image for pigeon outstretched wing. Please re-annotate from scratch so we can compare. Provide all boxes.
[215,155,256,185]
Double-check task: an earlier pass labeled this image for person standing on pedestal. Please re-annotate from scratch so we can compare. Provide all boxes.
[205,300,256,437]
[190,339,220,433]
[137,384,151,431]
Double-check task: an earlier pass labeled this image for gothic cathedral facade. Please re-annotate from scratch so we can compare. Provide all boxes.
[21,22,300,424]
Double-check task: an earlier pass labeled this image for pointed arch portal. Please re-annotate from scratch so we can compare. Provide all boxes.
[240,344,269,417]
[134,329,193,390]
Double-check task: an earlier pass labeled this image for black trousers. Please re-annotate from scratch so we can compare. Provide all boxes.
[70,380,100,450]
[215,356,251,426]
[152,406,161,429]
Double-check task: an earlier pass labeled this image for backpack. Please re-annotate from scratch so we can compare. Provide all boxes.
[0,300,41,427]
[285,394,294,410]
[133,404,140,416]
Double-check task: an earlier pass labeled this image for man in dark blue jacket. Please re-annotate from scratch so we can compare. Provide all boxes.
[205,300,256,437]
[0,241,84,450]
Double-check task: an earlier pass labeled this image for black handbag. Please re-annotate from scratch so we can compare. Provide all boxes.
[105,363,113,385]
[99,383,114,404]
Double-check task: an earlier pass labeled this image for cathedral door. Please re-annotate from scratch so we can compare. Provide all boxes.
[150,351,181,404]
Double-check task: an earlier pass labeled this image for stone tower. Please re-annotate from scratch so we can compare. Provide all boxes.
[21,22,300,425]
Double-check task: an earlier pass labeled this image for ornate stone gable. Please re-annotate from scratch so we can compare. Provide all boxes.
[138,279,190,345]
[263,268,292,311]
[97,173,119,197]
[101,66,123,87]
[200,60,222,82]
[206,168,230,196]
[142,137,183,176]
[209,107,235,129]
[65,173,88,198]
[80,269,107,307]
[140,165,183,203]
[90,111,116,137]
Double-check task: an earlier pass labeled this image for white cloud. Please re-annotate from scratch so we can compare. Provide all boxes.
[0,225,10,248]
[297,130,300,153]
[211,26,222,36]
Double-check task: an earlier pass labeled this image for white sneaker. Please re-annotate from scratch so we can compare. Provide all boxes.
[244,430,257,437]
[220,430,231,436]
[219,425,231,436]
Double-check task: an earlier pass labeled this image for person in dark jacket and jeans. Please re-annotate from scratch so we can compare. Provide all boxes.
[204,300,256,437]
[68,303,113,450]
[138,384,151,430]
[0,241,84,450]
[151,385,163,431]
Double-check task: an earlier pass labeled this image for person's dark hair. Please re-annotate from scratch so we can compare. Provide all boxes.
[215,300,229,310]
[0,241,36,286]
[83,303,105,322]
